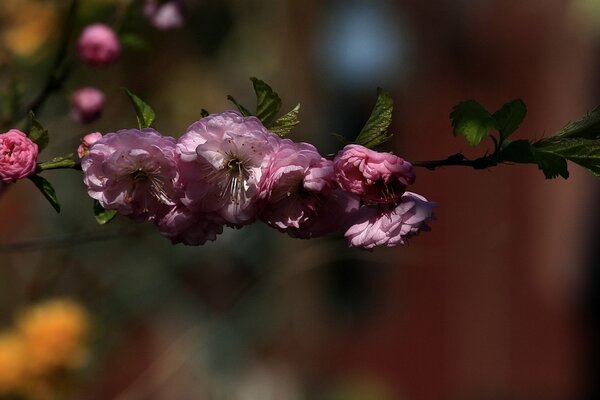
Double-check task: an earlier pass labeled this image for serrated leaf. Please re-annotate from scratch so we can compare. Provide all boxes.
[556,105,600,139]
[28,174,60,212]
[27,111,49,152]
[493,99,527,141]
[536,138,600,177]
[200,109,210,117]
[38,154,78,171]
[226,95,252,117]
[122,88,156,129]
[450,100,494,146]
[268,103,300,136]
[354,87,394,149]
[251,77,282,126]
[532,149,569,179]
[93,200,117,224]
[498,139,535,163]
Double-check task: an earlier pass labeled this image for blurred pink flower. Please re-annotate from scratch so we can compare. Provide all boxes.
[71,88,105,124]
[177,111,279,226]
[77,23,121,66]
[157,205,224,245]
[82,128,178,221]
[334,144,415,203]
[77,132,103,158]
[144,0,185,30]
[0,129,38,183]
[344,192,435,249]
[259,139,358,238]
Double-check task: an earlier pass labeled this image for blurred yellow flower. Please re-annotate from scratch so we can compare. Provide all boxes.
[0,332,27,394]
[17,298,90,376]
[0,0,58,58]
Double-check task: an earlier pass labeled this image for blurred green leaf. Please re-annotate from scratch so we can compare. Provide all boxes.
[28,175,60,212]
[251,77,282,126]
[27,111,49,152]
[120,33,150,51]
[268,103,300,136]
[493,99,527,141]
[450,100,494,146]
[354,87,393,149]
[200,109,210,117]
[122,88,156,129]
[93,200,117,224]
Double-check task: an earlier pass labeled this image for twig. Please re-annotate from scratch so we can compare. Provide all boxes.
[412,153,497,170]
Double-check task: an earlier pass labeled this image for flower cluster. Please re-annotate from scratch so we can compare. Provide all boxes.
[82,111,434,249]
[0,299,90,397]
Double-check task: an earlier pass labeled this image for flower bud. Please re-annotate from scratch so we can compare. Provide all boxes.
[0,129,38,183]
[77,132,103,158]
[144,0,185,30]
[77,23,121,66]
[71,87,105,124]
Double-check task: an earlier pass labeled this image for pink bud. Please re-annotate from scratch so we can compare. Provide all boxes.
[144,0,185,30]
[77,23,121,66]
[0,129,38,183]
[71,87,105,124]
[77,132,103,159]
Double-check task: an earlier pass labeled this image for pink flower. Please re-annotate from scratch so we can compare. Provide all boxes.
[0,129,38,183]
[177,111,279,226]
[77,23,121,66]
[77,132,103,158]
[157,205,224,245]
[259,139,359,238]
[71,88,105,124]
[82,128,178,221]
[333,144,415,203]
[144,0,185,30]
[344,192,435,249]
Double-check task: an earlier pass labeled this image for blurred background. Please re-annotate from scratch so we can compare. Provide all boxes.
[1,0,599,399]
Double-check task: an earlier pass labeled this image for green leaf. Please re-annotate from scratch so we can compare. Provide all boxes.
[27,111,49,152]
[200,109,210,118]
[354,87,394,149]
[493,99,527,141]
[536,138,600,177]
[38,154,78,171]
[93,200,117,224]
[28,174,60,212]
[226,95,252,117]
[498,139,535,163]
[122,88,156,129]
[450,100,494,146]
[251,77,282,126]
[120,33,150,51]
[331,132,350,145]
[531,149,569,179]
[268,103,300,136]
[556,105,600,139]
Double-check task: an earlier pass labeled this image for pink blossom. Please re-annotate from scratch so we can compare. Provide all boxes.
[144,0,185,30]
[259,139,359,238]
[77,132,103,158]
[82,128,178,220]
[0,129,38,183]
[333,144,415,203]
[344,192,435,249]
[77,24,121,66]
[177,111,279,226]
[71,87,105,124]
[157,205,224,245]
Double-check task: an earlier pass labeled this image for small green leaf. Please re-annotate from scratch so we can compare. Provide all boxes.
[536,138,600,177]
[122,88,156,129]
[498,139,535,163]
[93,200,117,224]
[27,111,49,152]
[532,149,569,179]
[38,154,78,171]
[268,103,300,137]
[493,99,527,141]
[450,100,494,146]
[28,174,60,212]
[226,95,252,117]
[251,77,282,126]
[120,33,150,51]
[200,109,210,117]
[354,87,394,149]
[556,105,600,139]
